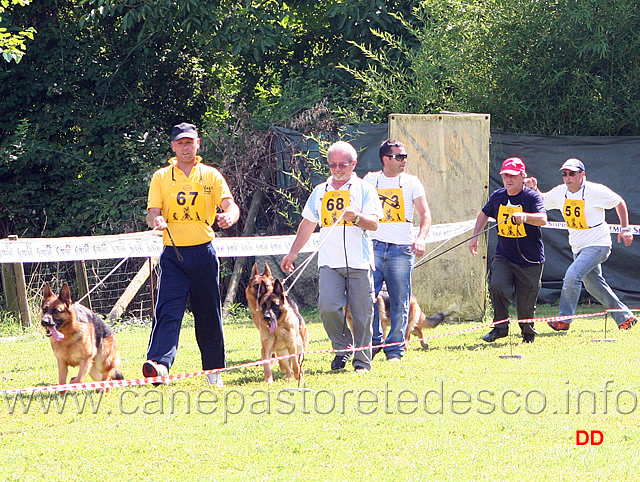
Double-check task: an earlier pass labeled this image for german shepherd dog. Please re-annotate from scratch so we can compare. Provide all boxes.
[377,290,445,350]
[246,262,275,326]
[41,282,124,386]
[246,263,309,383]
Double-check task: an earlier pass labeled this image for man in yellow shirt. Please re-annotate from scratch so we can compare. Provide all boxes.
[144,123,240,387]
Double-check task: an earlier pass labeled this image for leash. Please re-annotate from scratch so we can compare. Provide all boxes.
[282,210,347,295]
[164,226,184,262]
[413,215,511,270]
[75,229,165,305]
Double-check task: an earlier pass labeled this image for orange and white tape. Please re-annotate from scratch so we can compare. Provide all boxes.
[3,309,637,395]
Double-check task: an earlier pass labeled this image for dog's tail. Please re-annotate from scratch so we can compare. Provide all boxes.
[424,312,445,329]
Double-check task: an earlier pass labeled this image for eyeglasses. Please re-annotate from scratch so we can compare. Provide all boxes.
[387,154,408,161]
[561,171,580,177]
[328,162,352,169]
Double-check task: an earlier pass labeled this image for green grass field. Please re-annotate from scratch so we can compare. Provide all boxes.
[1,305,639,480]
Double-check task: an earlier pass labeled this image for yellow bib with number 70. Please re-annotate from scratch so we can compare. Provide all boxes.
[497,204,527,238]
[563,199,588,230]
[321,190,352,227]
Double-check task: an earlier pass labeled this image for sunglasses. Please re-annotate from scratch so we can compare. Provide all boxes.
[328,162,351,169]
[387,154,408,160]
[561,171,580,177]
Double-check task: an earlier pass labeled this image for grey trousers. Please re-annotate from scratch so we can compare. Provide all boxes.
[318,266,375,369]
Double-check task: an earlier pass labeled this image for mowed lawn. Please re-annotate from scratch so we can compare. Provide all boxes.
[1,305,640,480]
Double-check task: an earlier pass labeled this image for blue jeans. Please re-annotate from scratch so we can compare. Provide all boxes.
[559,245,632,326]
[372,240,414,358]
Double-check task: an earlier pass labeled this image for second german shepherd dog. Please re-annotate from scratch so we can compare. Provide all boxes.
[41,282,124,387]
[246,263,309,383]
[377,290,445,350]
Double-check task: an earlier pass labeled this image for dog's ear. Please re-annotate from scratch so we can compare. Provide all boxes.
[59,283,72,306]
[251,263,259,277]
[43,282,53,300]
[257,280,267,299]
[273,279,284,297]
[264,262,272,277]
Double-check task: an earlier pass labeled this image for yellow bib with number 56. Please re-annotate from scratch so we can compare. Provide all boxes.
[497,204,527,238]
[563,199,588,229]
[321,190,352,227]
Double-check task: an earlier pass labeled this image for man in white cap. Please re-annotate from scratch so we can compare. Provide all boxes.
[527,158,636,331]
[469,157,547,343]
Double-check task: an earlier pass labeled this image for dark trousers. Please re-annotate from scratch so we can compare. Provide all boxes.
[489,255,543,335]
[147,242,226,370]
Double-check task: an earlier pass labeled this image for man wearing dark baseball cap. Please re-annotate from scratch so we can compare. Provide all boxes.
[469,157,547,343]
[144,122,240,387]
[528,158,636,331]
[171,122,198,141]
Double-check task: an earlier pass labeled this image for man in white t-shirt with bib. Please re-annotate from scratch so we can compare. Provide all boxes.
[282,141,382,372]
[363,139,436,361]
[528,158,636,331]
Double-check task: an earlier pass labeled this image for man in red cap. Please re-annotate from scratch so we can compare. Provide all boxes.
[469,157,547,342]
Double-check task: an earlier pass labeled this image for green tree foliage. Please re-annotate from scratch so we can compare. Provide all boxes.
[0,0,36,62]
[344,0,640,136]
[0,0,197,237]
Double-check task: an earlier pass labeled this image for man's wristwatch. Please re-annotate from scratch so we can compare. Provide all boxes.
[353,215,361,225]
[621,227,631,232]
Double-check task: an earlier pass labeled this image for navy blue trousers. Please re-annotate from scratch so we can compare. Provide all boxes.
[147,242,226,370]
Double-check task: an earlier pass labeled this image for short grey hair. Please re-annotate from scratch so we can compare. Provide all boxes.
[327,141,357,163]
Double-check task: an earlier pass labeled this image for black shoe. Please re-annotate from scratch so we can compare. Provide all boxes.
[482,326,508,342]
[371,347,382,359]
[522,333,535,343]
[331,354,350,371]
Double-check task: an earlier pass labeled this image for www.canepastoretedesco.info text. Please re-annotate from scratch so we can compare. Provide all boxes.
[3,381,637,421]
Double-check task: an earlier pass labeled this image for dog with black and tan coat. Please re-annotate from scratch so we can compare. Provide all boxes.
[245,263,309,383]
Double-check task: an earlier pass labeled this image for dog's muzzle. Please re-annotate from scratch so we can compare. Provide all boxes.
[41,314,64,341]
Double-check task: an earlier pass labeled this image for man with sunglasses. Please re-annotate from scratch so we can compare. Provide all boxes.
[281,141,382,372]
[363,139,441,361]
[527,158,636,331]
[469,157,547,343]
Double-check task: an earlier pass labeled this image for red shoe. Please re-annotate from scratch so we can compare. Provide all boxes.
[619,315,637,330]
[548,320,570,331]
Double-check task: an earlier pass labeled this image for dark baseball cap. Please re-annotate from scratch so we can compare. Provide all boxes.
[171,123,198,141]
[559,158,585,172]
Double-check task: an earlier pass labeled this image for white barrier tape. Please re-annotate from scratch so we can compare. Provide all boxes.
[0,220,477,263]
[544,221,640,235]
[488,218,640,235]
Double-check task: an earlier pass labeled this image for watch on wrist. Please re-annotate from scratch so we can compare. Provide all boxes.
[353,215,361,225]
[621,227,631,232]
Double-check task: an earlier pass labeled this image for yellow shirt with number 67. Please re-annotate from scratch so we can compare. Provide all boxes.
[147,156,233,246]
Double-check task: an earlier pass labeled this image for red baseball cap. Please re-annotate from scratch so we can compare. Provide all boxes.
[499,157,526,175]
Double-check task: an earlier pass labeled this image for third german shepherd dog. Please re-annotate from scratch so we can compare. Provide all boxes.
[245,263,309,383]
[377,290,445,350]
[41,282,124,387]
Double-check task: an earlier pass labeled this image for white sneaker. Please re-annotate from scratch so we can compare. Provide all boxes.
[206,372,223,388]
